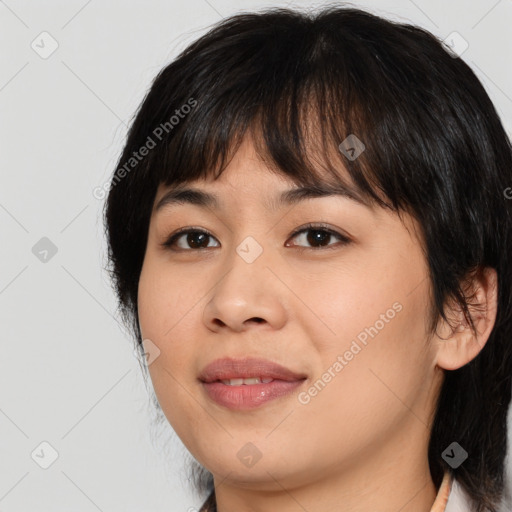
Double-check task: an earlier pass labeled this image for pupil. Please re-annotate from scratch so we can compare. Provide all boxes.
[308,230,329,247]
[189,232,208,248]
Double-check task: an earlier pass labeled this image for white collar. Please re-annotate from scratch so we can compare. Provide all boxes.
[445,477,475,512]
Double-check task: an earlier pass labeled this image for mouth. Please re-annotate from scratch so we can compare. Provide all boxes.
[199,357,308,410]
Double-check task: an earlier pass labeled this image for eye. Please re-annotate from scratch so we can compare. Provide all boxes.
[285,223,351,251]
[161,228,219,251]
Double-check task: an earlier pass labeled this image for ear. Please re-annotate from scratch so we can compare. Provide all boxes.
[435,266,498,371]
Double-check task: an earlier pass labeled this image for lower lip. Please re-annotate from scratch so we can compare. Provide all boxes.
[202,379,305,410]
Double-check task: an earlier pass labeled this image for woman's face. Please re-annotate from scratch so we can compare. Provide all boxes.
[137,134,444,493]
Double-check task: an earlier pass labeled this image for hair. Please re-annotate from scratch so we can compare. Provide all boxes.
[103,4,512,511]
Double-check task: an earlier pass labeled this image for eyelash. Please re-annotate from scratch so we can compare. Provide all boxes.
[161,223,351,253]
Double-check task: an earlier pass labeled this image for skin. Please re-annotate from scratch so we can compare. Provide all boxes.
[137,134,498,512]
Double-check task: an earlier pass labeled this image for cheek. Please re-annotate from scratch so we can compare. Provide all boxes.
[294,262,403,355]
[299,260,432,415]
[138,266,202,382]
[314,302,430,428]
[307,239,431,359]
[292,311,432,466]
[137,256,205,418]
[137,257,201,341]
[138,281,202,454]
[137,260,164,339]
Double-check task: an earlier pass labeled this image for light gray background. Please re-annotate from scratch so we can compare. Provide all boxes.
[1,1,511,511]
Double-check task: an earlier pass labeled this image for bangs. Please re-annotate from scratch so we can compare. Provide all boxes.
[139,10,426,213]
[159,86,388,211]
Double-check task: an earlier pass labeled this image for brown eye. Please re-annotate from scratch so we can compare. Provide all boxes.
[286,224,351,251]
[162,229,219,250]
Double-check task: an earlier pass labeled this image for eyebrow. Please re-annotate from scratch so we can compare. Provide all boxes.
[155,182,373,213]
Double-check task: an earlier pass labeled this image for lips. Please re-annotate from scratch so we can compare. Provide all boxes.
[199,357,308,410]
[199,357,307,383]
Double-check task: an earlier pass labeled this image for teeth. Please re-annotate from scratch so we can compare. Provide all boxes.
[222,378,244,386]
[221,377,274,385]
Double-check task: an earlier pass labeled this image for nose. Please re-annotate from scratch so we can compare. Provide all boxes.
[202,246,288,333]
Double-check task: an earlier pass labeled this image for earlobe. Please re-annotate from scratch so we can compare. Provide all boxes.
[435,266,498,371]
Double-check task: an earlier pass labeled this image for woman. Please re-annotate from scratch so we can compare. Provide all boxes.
[104,6,512,511]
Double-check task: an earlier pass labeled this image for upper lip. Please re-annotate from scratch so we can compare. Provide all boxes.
[199,357,307,383]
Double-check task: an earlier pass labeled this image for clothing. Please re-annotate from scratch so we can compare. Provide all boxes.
[199,471,475,512]
[445,474,480,512]
[432,471,452,512]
